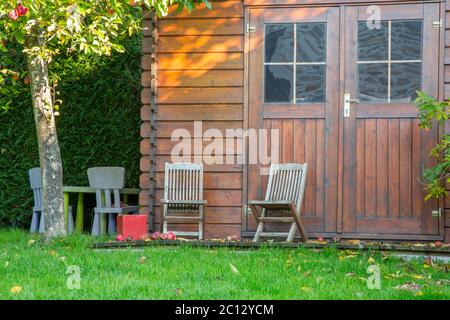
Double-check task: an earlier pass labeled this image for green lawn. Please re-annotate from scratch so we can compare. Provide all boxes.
[0,229,448,299]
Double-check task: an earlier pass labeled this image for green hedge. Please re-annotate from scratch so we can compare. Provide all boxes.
[0,36,142,228]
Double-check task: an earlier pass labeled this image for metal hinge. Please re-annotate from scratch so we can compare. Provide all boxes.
[432,19,443,29]
[431,208,442,218]
[246,24,256,33]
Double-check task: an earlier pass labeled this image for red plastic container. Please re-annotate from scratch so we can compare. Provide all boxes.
[117,215,148,240]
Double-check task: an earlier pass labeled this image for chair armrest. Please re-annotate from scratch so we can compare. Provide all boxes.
[248,200,293,205]
[161,199,207,205]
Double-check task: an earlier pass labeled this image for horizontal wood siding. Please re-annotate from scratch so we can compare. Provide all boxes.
[445,0,450,242]
[140,0,245,239]
[140,11,157,222]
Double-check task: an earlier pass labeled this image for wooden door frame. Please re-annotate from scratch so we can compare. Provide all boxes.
[338,2,444,239]
[243,1,445,240]
[243,6,340,235]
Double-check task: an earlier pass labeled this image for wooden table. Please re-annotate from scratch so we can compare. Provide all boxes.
[63,186,140,234]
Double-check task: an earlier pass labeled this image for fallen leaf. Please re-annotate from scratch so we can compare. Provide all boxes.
[395,283,421,292]
[347,239,361,245]
[411,275,425,280]
[229,263,239,274]
[380,251,390,261]
[10,286,22,294]
[415,291,424,296]
[138,256,146,264]
[368,257,376,264]
[59,256,66,262]
[300,286,312,292]
[302,271,311,277]
[346,272,355,277]
[48,250,58,257]
[423,256,433,267]
[27,239,36,245]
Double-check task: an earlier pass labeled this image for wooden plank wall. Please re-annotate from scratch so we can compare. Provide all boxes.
[140,10,157,229]
[444,0,450,242]
[140,0,245,238]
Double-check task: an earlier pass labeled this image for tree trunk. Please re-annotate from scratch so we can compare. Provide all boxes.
[26,40,66,241]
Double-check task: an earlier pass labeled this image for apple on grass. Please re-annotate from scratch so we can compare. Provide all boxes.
[151,232,160,240]
[167,232,176,240]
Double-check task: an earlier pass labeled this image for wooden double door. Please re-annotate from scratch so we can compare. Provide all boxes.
[247,3,443,239]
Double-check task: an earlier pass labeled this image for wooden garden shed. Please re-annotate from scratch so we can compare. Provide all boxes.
[139,0,450,242]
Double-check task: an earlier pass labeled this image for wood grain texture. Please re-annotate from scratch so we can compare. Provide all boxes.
[157,121,243,138]
[158,87,243,104]
[159,35,243,53]
[167,1,244,18]
[158,70,243,87]
[139,1,246,238]
[159,18,244,35]
[158,53,243,70]
[156,105,243,121]
[139,0,445,240]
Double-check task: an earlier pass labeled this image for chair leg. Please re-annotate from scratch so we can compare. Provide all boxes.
[30,211,39,233]
[108,213,116,235]
[67,206,75,234]
[162,204,168,234]
[249,204,262,242]
[38,211,45,233]
[198,205,204,240]
[286,222,297,242]
[289,203,308,242]
[253,221,264,242]
[92,212,100,236]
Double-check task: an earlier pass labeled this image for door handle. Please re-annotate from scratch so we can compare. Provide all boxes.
[344,93,359,118]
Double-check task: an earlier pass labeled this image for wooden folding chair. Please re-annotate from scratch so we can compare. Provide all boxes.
[88,167,139,236]
[161,163,206,240]
[249,163,308,242]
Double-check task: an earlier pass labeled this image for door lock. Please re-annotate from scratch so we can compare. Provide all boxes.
[431,208,442,218]
[344,93,359,118]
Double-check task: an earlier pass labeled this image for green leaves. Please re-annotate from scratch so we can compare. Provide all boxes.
[1,0,209,63]
[415,91,450,200]
[416,91,449,130]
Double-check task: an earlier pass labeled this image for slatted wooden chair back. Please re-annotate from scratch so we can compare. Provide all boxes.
[29,167,43,212]
[87,167,125,210]
[163,162,203,211]
[265,163,308,214]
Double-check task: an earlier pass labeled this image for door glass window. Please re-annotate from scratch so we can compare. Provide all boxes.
[264,23,326,104]
[357,20,422,103]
